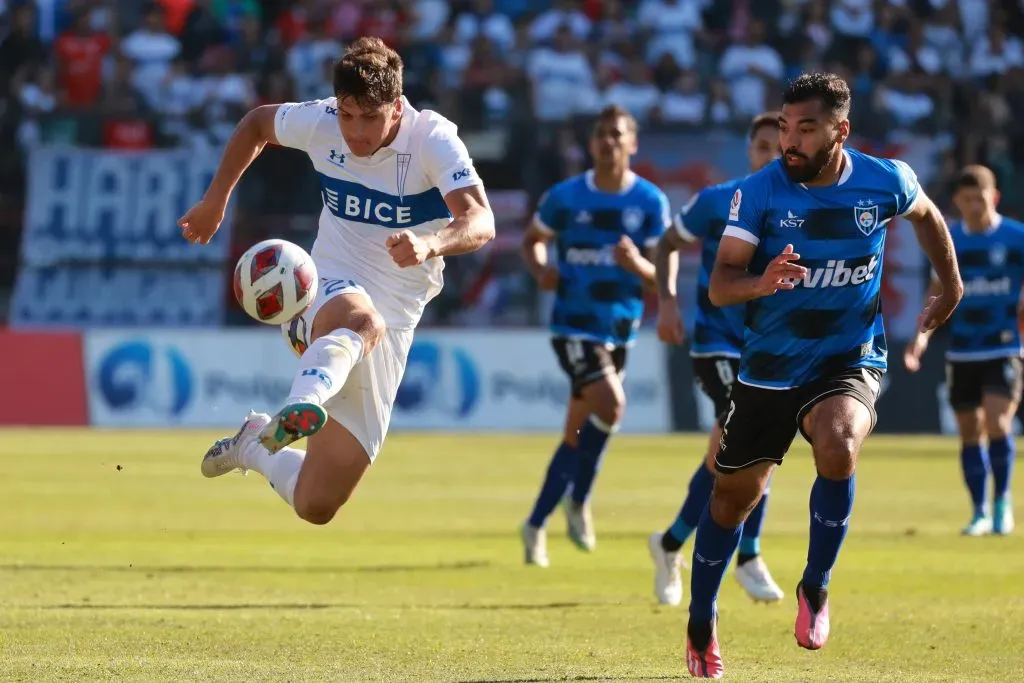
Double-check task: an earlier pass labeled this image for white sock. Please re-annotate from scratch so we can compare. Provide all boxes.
[285,328,364,406]
[241,438,305,507]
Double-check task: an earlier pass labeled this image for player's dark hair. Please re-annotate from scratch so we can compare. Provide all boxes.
[749,111,780,139]
[593,104,638,135]
[332,37,404,108]
[955,165,997,191]
[782,72,851,120]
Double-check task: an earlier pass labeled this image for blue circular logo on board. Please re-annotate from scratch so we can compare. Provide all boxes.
[396,341,480,418]
[98,340,192,416]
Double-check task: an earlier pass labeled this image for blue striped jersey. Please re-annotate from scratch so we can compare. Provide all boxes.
[535,170,671,345]
[945,216,1024,361]
[674,178,746,358]
[724,148,920,388]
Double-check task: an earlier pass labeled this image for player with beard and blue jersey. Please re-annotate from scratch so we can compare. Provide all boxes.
[904,165,1024,537]
[520,105,671,568]
[647,112,784,607]
[682,73,963,679]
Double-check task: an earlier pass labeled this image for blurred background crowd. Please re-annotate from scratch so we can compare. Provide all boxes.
[2,0,1024,327]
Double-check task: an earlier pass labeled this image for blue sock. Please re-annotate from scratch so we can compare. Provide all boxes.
[570,416,614,505]
[527,441,581,527]
[989,435,1015,501]
[739,486,770,556]
[960,443,990,514]
[668,463,715,546]
[689,506,742,622]
[803,475,855,592]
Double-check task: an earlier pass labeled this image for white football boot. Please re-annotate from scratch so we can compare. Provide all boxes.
[201,411,271,478]
[521,522,550,568]
[734,556,785,602]
[563,497,596,552]
[962,512,993,537]
[648,532,684,606]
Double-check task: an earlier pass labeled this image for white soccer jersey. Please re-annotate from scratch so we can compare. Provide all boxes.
[273,97,482,329]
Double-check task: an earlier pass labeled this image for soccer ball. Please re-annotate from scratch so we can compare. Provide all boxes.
[233,239,318,325]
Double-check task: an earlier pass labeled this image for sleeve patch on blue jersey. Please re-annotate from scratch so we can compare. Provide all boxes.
[728,189,742,222]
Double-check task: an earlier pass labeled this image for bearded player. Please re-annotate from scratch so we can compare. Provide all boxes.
[178,38,494,524]
[683,73,961,677]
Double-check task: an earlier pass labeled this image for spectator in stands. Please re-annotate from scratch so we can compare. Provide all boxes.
[0,2,47,93]
[53,9,111,108]
[122,3,182,109]
[285,10,341,101]
[969,23,1024,78]
[178,0,229,64]
[455,0,516,53]
[656,69,707,125]
[604,56,660,123]
[526,23,598,121]
[718,19,784,117]
[638,0,702,70]
[530,0,591,43]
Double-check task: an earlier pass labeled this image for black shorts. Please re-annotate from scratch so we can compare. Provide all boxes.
[551,337,627,398]
[715,367,883,473]
[692,355,739,418]
[946,357,1023,411]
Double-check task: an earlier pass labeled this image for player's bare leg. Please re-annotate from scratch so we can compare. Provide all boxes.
[796,394,872,650]
[287,419,371,524]
[261,292,384,453]
[956,407,992,535]
[983,393,1017,535]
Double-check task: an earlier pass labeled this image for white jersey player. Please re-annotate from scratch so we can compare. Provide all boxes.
[178,37,494,525]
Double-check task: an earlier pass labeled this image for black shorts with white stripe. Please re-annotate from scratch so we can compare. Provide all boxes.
[551,337,628,399]
[715,367,883,473]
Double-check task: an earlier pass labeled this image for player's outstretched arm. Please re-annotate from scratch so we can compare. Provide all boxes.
[709,238,808,307]
[430,185,495,257]
[387,186,495,267]
[179,105,280,244]
[904,192,963,330]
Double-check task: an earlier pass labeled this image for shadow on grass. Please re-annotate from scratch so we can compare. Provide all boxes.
[22,600,620,611]
[0,560,489,574]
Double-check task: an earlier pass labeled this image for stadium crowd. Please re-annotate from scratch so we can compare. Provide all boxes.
[2,0,1024,322]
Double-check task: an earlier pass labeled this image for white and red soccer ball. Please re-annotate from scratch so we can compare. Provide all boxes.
[233,239,318,325]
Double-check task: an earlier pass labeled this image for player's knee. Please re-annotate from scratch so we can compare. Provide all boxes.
[349,309,386,352]
[587,383,625,426]
[813,432,859,480]
[594,399,625,427]
[294,495,348,525]
[708,476,760,527]
[984,412,1012,440]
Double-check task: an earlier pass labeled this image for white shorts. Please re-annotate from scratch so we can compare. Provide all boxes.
[281,276,414,462]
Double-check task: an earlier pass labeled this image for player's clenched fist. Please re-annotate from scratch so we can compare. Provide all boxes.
[178,198,226,245]
[755,243,808,297]
[612,235,643,274]
[386,230,433,267]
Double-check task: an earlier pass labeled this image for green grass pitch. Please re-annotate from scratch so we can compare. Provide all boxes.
[1,430,1022,682]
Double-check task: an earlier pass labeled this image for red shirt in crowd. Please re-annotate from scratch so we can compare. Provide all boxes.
[54,31,111,107]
